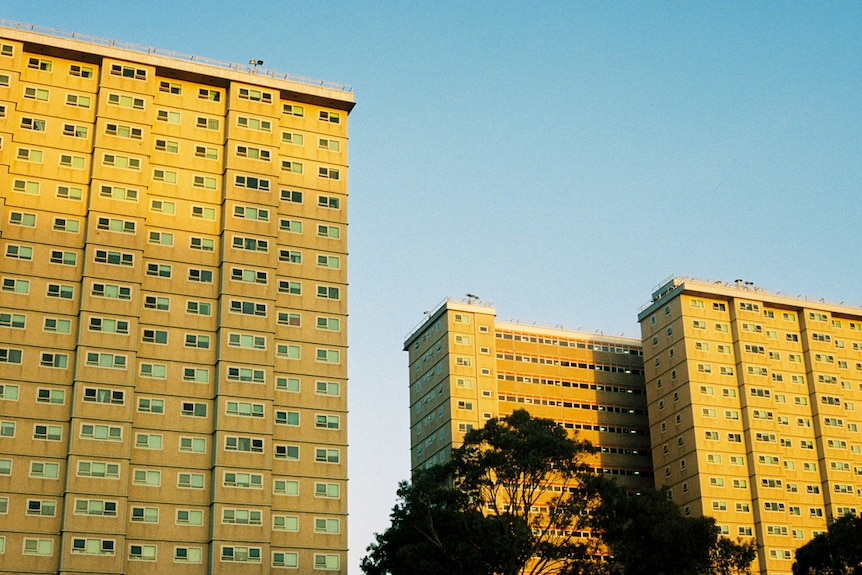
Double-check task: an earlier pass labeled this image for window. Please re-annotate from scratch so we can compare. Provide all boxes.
[179,437,206,453]
[273,515,299,531]
[0,313,25,329]
[315,517,340,533]
[317,316,341,331]
[193,174,217,189]
[195,115,220,130]
[236,145,270,161]
[0,421,14,437]
[154,138,179,153]
[186,300,211,315]
[283,103,304,116]
[46,283,74,299]
[153,168,177,183]
[315,482,341,498]
[272,447,295,465]
[225,436,264,453]
[75,499,117,516]
[228,333,266,349]
[279,280,302,294]
[234,205,270,221]
[275,411,300,426]
[92,282,131,300]
[318,166,340,179]
[105,122,143,139]
[279,312,301,326]
[238,87,272,102]
[191,205,216,220]
[315,448,340,463]
[227,401,265,417]
[0,384,19,401]
[281,189,304,203]
[181,402,207,417]
[93,250,135,267]
[224,472,262,488]
[314,554,341,570]
[176,509,204,525]
[101,185,139,202]
[282,130,303,144]
[318,194,341,209]
[53,217,79,232]
[81,424,123,441]
[28,57,53,71]
[20,116,47,131]
[142,329,168,344]
[222,508,262,525]
[183,367,209,383]
[138,398,164,413]
[129,544,157,561]
[0,348,23,364]
[317,285,341,300]
[189,237,215,251]
[188,268,214,283]
[178,472,204,489]
[235,174,270,190]
[195,145,219,159]
[110,63,146,79]
[62,123,88,138]
[50,251,77,266]
[83,388,125,407]
[236,115,272,132]
[222,545,262,563]
[319,137,341,151]
[280,249,302,263]
[316,414,340,429]
[23,86,50,101]
[175,547,203,563]
[131,506,159,522]
[317,254,341,269]
[2,278,29,294]
[318,224,341,239]
[232,235,268,252]
[23,538,53,556]
[106,93,143,109]
[133,469,161,485]
[66,93,92,107]
[199,87,221,100]
[316,348,340,363]
[39,353,69,369]
[12,179,40,195]
[277,377,301,392]
[159,80,181,94]
[6,244,33,260]
[184,334,210,349]
[33,424,62,441]
[30,461,60,478]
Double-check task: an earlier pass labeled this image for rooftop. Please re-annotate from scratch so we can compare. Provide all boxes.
[638,275,862,320]
[0,19,354,96]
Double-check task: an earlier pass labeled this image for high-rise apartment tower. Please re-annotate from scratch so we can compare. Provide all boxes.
[404,298,653,495]
[0,22,353,574]
[639,277,862,575]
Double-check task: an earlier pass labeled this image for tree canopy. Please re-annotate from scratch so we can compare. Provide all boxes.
[792,514,862,575]
[590,479,756,575]
[362,409,757,575]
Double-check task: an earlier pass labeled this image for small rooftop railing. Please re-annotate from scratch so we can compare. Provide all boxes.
[639,275,861,312]
[0,19,353,93]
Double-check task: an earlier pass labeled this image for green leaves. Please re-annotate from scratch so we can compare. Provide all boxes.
[792,515,862,575]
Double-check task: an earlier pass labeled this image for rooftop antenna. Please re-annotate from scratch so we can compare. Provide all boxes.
[466,293,480,301]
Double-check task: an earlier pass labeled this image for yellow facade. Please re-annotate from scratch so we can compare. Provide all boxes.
[0,24,352,574]
[404,298,653,495]
[639,277,862,575]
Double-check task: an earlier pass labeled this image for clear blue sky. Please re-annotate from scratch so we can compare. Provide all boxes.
[6,1,861,570]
